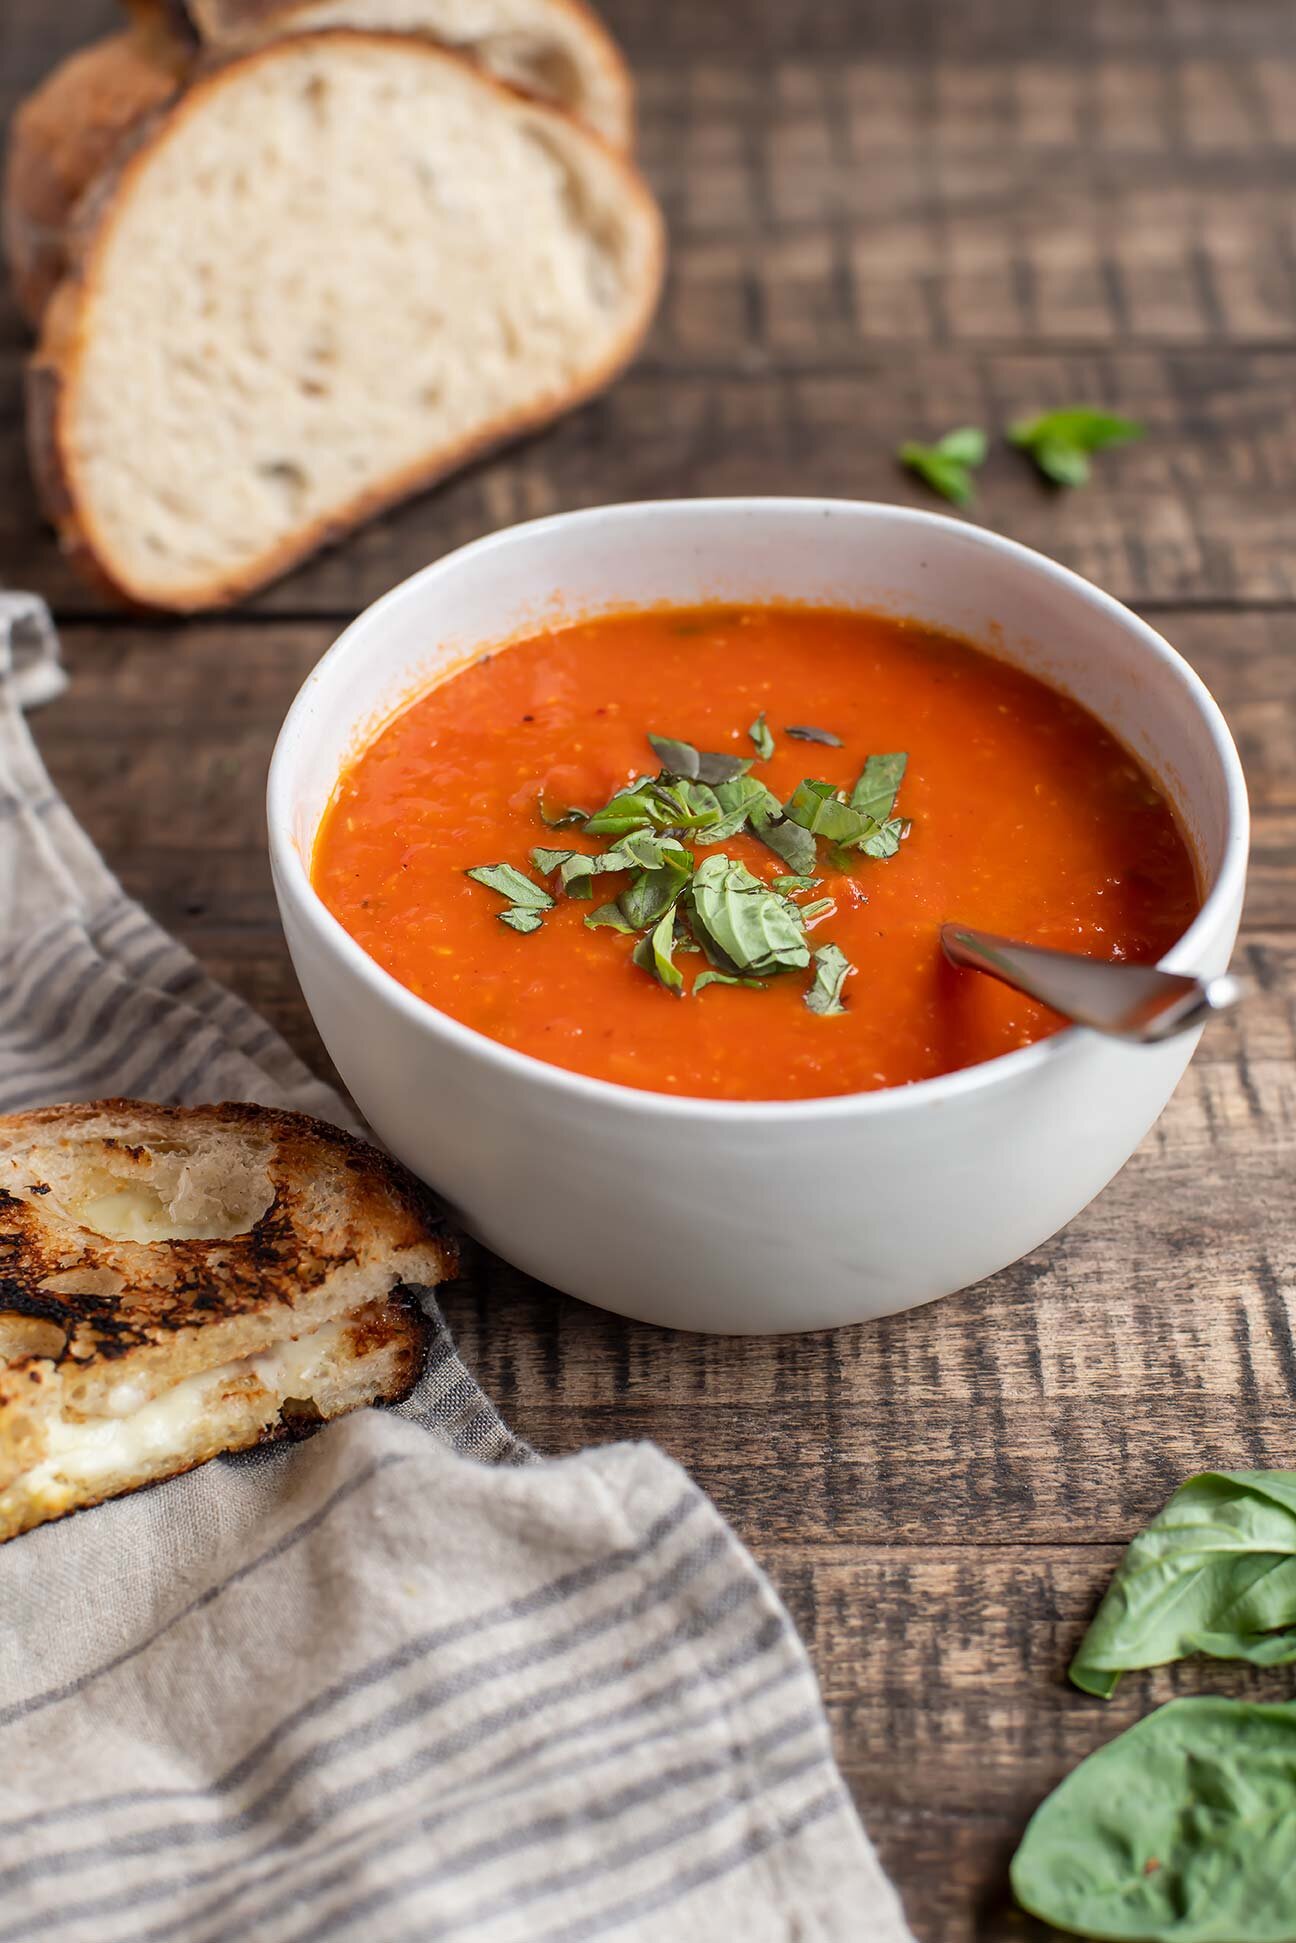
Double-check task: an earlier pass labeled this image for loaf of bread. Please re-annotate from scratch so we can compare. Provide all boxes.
[16,28,664,611]
[0,1100,456,1542]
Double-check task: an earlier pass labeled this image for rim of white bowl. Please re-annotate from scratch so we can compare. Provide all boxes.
[268,498,1251,1123]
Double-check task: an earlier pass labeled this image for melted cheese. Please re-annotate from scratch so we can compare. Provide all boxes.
[21,1318,346,1496]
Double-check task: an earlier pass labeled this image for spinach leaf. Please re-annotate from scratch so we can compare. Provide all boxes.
[686,854,809,976]
[1008,407,1143,488]
[749,713,775,761]
[1011,1697,1296,1941]
[647,732,752,786]
[784,724,843,747]
[899,426,987,505]
[499,908,544,934]
[632,906,684,994]
[805,943,852,1014]
[1070,1471,1296,1698]
[466,864,554,911]
[849,752,908,824]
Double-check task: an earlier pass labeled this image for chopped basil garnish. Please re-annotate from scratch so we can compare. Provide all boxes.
[784,779,870,846]
[530,846,575,876]
[805,943,852,1014]
[466,863,554,910]
[632,905,684,994]
[695,969,766,993]
[749,713,775,761]
[537,797,587,829]
[771,875,822,893]
[585,903,637,933]
[749,800,818,876]
[619,851,693,929]
[800,897,836,926]
[785,724,843,746]
[500,908,544,935]
[647,732,753,786]
[687,854,810,977]
[850,752,907,824]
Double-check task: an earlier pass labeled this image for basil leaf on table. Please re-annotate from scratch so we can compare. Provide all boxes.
[805,943,852,1014]
[632,906,684,994]
[749,713,775,760]
[466,863,554,911]
[1008,407,1143,489]
[849,752,908,824]
[784,724,843,747]
[1070,1471,1296,1698]
[686,854,810,977]
[647,732,752,786]
[1011,1697,1296,1942]
[898,426,987,505]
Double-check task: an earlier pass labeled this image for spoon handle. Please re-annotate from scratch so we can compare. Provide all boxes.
[940,924,1243,1044]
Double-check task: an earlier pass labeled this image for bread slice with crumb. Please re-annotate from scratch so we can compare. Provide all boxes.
[0,1100,455,1543]
[26,31,664,612]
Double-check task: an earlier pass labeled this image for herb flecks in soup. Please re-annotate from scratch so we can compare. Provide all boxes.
[313,605,1200,1101]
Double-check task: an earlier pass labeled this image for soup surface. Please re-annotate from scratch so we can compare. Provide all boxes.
[313,605,1199,1101]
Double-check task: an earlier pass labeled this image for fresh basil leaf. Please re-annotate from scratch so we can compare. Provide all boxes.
[808,937,850,995]
[466,864,554,911]
[899,426,987,506]
[706,773,779,843]
[750,802,818,876]
[500,908,544,934]
[1011,1697,1296,1942]
[771,875,822,893]
[632,905,684,994]
[530,846,575,876]
[599,832,686,872]
[687,854,810,976]
[799,898,836,925]
[858,816,908,860]
[558,855,597,898]
[585,903,637,934]
[749,713,775,761]
[849,753,908,823]
[804,942,852,1013]
[582,790,657,840]
[1009,408,1143,489]
[1070,1472,1296,1699]
[694,969,766,993]
[619,854,692,929]
[665,778,726,827]
[784,724,843,747]
[647,733,752,786]
[784,779,869,846]
[537,797,588,829]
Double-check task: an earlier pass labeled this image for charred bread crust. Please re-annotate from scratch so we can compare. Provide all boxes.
[2,32,189,327]
[25,32,664,613]
[0,1099,457,1370]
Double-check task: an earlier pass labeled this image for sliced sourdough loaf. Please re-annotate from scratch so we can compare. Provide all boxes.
[0,1099,456,1542]
[27,31,665,612]
[161,0,635,148]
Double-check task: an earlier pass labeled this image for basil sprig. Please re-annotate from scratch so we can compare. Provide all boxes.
[1009,406,1143,488]
[1070,1471,1296,1698]
[1011,1698,1296,1941]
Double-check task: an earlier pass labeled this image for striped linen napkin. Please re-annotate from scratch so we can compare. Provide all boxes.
[0,594,911,1943]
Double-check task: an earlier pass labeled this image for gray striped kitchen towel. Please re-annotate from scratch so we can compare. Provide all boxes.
[0,594,911,1943]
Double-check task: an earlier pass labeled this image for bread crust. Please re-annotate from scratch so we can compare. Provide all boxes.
[26,31,665,614]
[2,31,189,327]
[172,0,632,147]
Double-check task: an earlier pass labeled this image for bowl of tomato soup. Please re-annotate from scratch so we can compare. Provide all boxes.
[268,500,1247,1333]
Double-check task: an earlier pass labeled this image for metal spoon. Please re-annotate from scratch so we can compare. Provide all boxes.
[940,924,1243,1044]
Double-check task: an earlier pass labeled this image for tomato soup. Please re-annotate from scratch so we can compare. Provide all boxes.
[312,605,1199,1101]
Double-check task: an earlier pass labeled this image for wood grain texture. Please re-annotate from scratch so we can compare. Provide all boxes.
[4,3,1296,1938]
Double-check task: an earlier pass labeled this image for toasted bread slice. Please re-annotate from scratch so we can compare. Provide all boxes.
[26,31,664,612]
[0,1101,455,1542]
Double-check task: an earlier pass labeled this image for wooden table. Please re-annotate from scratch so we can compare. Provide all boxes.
[2,3,1293,1935]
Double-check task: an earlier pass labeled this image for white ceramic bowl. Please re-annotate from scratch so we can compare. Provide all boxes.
[268,500,1248,1334]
